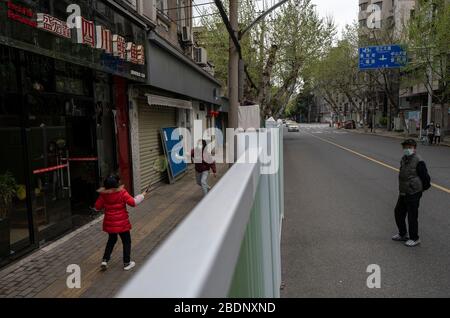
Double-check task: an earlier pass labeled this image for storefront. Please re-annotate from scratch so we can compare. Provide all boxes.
[0,0,147,265]
[128,31,221,194]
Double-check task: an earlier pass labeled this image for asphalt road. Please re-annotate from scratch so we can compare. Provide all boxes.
[281,124,450,297]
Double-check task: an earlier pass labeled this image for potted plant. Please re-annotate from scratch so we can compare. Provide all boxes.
[0,171,17,258]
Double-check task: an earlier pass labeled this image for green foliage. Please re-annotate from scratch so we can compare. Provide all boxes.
[0,171,17,220]
[403,0,450,105]
[197,0,336,118]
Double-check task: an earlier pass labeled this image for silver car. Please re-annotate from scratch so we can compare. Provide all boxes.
[288,124,299,132]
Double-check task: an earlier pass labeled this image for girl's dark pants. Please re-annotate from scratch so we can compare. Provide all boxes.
[103,231,131,264]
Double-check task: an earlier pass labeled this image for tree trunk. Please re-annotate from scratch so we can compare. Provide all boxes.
[257,44,278,117]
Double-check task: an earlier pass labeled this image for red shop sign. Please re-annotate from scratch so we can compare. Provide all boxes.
[37,13,71,39]
[6,1,37,28]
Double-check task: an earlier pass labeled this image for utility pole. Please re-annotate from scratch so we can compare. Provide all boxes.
[426,58,433,126]
[426,4,433,127]
[229,0,239,129]
[214,0,289,129]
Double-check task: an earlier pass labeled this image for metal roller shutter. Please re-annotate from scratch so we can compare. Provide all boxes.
[138,104,177,191]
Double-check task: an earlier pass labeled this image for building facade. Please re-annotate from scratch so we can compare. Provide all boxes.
[0,0,152,265]
[128,0,223,194]
[359,0,449,133]
[0,0,224,267]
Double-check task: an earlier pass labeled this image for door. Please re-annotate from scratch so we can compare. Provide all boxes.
[26,91,73,243]
[0,93,33,260]
[138,104,177,192]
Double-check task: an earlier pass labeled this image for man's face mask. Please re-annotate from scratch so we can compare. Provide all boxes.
[403,148,415,156]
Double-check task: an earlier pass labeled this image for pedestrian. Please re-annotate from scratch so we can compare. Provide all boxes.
[191,139,217,196]
[434,123,441,145]
[392,139,431,247]
[426,121,435,145]
[94,175,146,271]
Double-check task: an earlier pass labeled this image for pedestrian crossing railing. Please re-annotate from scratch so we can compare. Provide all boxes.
[117,120,284,298]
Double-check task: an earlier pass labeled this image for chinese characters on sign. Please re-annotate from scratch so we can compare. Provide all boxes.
[126,42,138,64]
[96,25,113,54]
[3,1,145,66]
[136,45,145,65]
[6,1,37,28]
[113,35,127,60]
[359,45,407,70]
[37,14,71,39]
[75,16,96,48]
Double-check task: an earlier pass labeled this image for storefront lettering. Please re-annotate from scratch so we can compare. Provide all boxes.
[136,45,145,65]
[75,16,96,48]
[6,1,37,28]
[126,42,138,64]
[4,1,145,66]
[37,14,71,39]
[96,25,113,54]
[64,5,145,65]
[113,35,127,60]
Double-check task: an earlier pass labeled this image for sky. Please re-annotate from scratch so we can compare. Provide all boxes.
[192,0,359,37]
[310,0,358,36]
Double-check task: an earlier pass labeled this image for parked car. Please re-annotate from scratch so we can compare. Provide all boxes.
[288,124,299,132]
[344,120,356,129]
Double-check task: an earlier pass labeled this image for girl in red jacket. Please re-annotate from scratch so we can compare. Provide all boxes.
[95,175,145,271]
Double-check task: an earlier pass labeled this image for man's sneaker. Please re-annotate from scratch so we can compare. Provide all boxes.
[100,261,108,271]
[124,261,136,271]
[392,234,409,242]
[405,239,421,247]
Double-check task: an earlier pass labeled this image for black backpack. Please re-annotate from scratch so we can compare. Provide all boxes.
[421,169,431,191]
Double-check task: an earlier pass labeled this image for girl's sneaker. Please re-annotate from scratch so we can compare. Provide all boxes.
[100,261,108,271]
[124,261,136,271]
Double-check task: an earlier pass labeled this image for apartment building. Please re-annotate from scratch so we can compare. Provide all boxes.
[123,0,223,194]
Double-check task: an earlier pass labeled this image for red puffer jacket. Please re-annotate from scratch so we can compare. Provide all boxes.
[94,186,136,234]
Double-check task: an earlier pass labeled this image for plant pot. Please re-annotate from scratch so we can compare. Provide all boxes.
[0,218,10,258]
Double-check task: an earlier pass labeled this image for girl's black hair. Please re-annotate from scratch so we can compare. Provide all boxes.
[104,175,120,189]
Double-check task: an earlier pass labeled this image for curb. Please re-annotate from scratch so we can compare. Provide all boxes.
[349,130,450,148]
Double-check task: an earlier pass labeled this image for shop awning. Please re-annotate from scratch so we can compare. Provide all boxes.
[145,94,192,110]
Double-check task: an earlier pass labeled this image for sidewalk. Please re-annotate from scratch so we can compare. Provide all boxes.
[350,128,450,147]
[0,164,227,298]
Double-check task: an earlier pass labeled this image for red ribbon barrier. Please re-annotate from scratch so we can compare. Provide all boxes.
[33,164,68,175]
[63,157,99,162]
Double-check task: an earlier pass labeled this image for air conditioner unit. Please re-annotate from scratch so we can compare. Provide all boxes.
[182,26,192,42]
[194,47,207,65]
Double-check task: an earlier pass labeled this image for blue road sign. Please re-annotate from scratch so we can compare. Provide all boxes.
[359,45,407,70]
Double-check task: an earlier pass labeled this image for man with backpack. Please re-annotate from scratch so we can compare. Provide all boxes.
[392,139,431,247]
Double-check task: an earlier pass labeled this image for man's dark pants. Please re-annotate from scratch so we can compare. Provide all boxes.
[395,192,422,240]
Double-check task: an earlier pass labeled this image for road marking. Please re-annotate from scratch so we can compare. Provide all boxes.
[305,132,450,195]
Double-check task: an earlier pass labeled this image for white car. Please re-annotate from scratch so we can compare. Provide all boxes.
[288,124,299,132]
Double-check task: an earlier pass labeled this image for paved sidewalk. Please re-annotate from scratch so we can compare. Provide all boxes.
[350,128,450,147]
[0,164,227,298]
